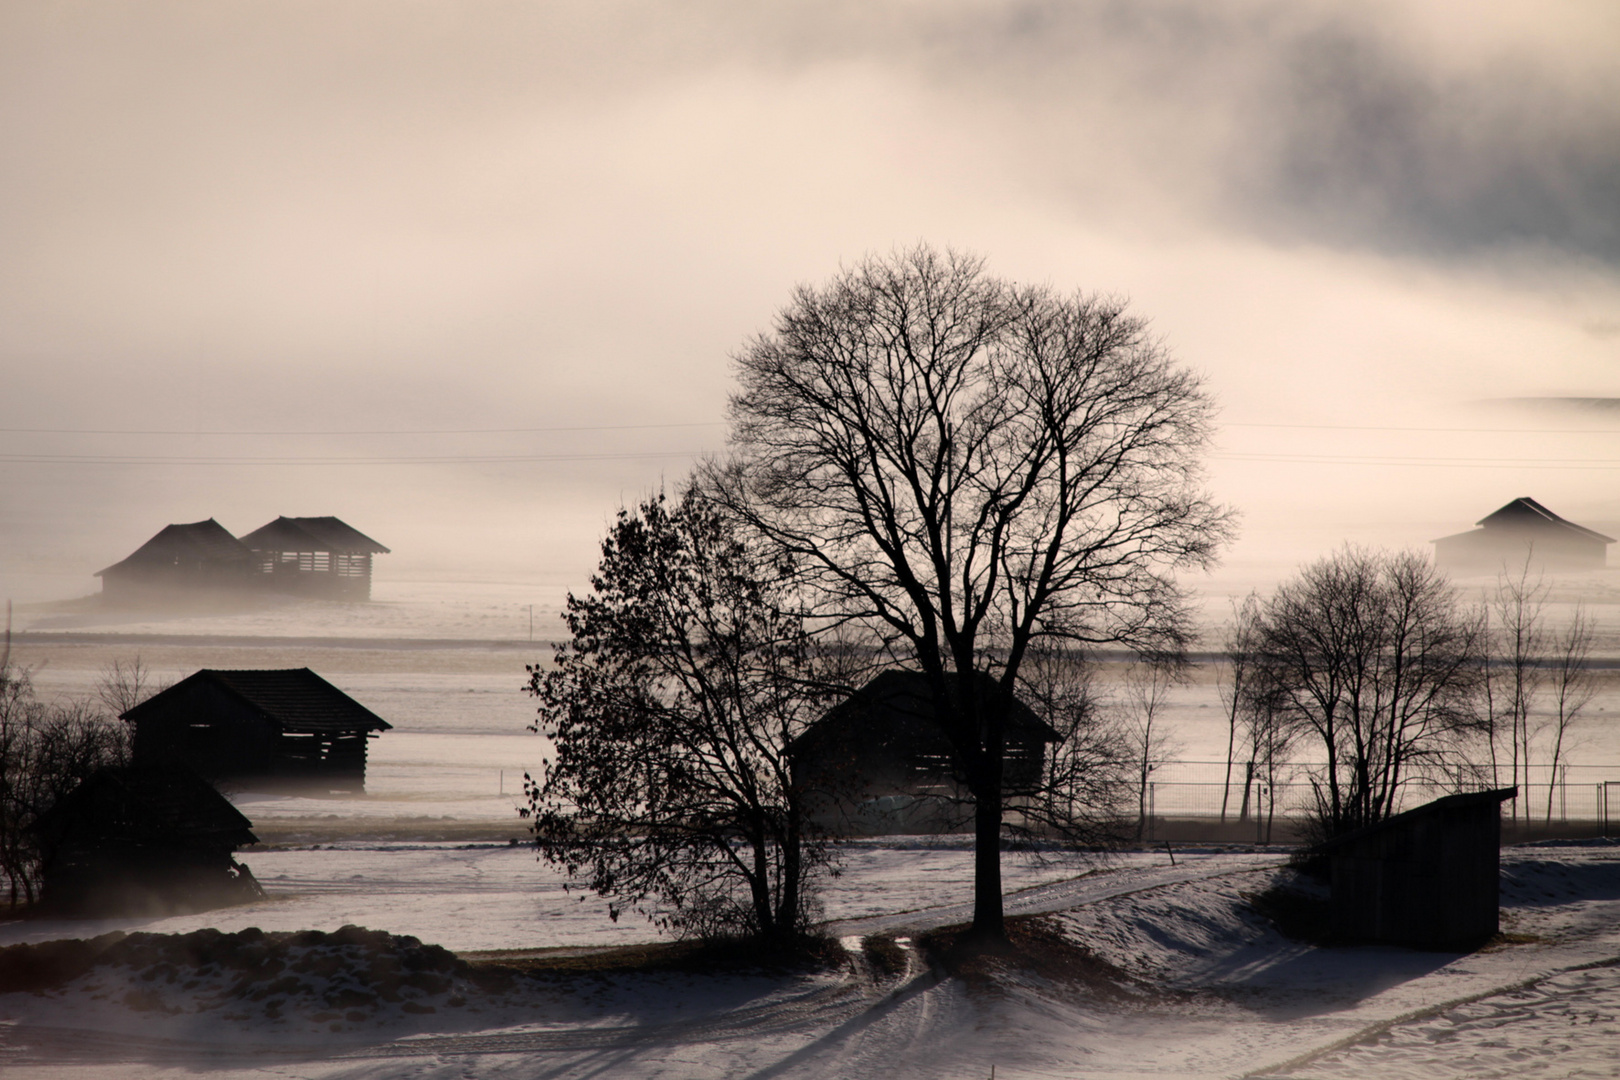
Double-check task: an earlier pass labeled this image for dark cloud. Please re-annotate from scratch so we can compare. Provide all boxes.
[1247,16,1620,263]
[698,1,1620,266]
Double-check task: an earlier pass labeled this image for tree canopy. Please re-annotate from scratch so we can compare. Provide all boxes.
[711,245,1230,938]
[1236,547,1485,840]
[524,487,838,942]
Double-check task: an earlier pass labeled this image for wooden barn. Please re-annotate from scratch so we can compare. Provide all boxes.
[1318,787,1517,949]
[791,669,1060,834]
[95,519,257,603]
[35,765,263,916]
[238,516,390,600]
[1433,498,1613,574]
[123,668,392,793]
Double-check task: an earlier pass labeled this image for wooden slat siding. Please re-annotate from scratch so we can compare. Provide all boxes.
[1325,788,1516,949]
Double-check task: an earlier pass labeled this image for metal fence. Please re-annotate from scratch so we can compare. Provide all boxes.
[1136,759,1620,831]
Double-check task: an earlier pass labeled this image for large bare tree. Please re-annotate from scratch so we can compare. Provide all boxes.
[710,246,1230,940]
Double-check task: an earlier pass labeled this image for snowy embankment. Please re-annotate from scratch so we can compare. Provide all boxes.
[1,843,1619,1078]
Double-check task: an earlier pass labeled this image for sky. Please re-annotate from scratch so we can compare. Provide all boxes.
[3,0,1619,603]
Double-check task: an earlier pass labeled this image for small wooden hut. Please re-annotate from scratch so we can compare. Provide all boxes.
[123,668,392,793]
[1318,787,1517,949]
[1433,498,1612,574]
[35,765,263,916]
[238,516,390,600]
[791,670,1060,834]
[95,519,257,603]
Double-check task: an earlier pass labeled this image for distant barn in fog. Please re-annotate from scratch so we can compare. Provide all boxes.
[124,668,393,793]
[1432,497,1612,574]
[95,518,257,603]
[239,516,390,600]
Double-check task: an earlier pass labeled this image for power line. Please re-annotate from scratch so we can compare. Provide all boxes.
[2,419,1614,437]
[1215,452,1620,470]
[0,449,711,466]
[0,421,726,436]
[1225,422,1620,434]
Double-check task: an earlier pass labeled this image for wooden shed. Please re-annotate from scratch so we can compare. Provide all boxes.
[35,765,263,916]
[1433,498,1612,574]
[123,668,392,793]
[1319,787,1517,949]
[95,519,257,603]
[791,670,1060,834]
[238,516,390,600]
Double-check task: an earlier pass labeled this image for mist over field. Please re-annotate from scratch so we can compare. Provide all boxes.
[2,0,1619,610]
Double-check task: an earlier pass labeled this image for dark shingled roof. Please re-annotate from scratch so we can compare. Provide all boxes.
[1476,497,1615,543]
[238,516,391,555]
[800,669,1062,748]
[124,668,393,735]
[96,519,255,577]
[36,765,258,849]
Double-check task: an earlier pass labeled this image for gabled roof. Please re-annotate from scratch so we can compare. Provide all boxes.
[238,516,390,555]
[96,519,255,577]
[800,669,1062,748]
[36,765,258,849]
[1475,497,1615,543]
[1433,497,1616,546]
[124,668,393,735]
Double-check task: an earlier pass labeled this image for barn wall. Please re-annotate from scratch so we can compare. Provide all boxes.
[1330,799,1503,948]
[130,682,280,778]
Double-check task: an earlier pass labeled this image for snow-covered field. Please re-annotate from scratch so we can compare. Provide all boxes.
[5,590,1620,1076]
[2,842,1619,1078]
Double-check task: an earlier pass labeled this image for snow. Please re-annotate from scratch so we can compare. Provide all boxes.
[2,842,1619,1078]
[7,600,1620,1076]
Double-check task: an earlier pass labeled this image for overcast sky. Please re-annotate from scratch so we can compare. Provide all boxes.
[3,0,1619,602]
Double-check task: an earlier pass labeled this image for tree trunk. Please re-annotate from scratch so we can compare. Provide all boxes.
[1238,760,1253,824]
[969,785,1004,941]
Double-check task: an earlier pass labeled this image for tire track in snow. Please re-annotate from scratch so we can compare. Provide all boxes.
[825,851,1288,938]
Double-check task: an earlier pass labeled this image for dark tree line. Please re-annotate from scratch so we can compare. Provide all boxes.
[1220,547,1598,844]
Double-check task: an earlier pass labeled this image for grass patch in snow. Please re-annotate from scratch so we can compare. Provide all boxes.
[859,934,910,978]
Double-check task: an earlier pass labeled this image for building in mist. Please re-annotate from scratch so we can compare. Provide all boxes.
[123,668,393,793]
[35,764,263,916]
[239,516,390,600]
[95,518,257,603]
[1432,497,1612,574]
[791,670,1060,834]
